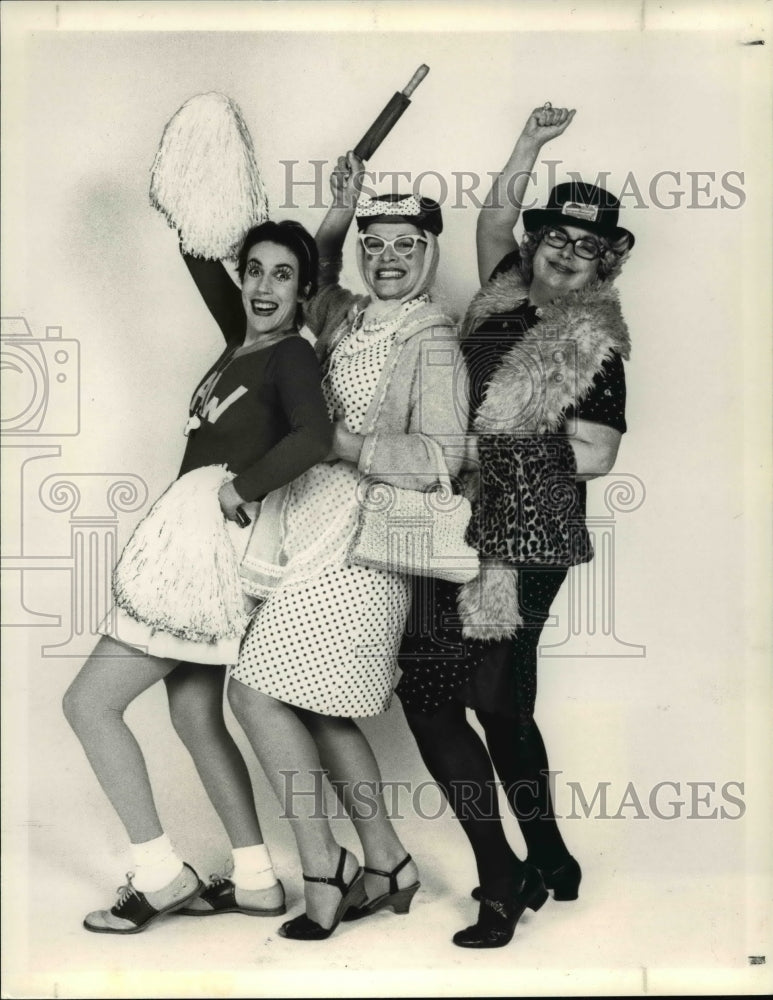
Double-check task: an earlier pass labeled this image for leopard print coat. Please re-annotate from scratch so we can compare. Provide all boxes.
[457,269,631,641]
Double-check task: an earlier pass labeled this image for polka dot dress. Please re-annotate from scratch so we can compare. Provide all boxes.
[231,322,411,718]
[396,576,470,713]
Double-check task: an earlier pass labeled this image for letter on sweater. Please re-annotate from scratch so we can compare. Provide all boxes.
[200,386,249,423]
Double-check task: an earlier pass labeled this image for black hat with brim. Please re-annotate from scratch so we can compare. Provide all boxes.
[523,181,634,249]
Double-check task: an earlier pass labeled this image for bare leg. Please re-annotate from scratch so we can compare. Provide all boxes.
[164,663,263,849]
[227,679,359,929]
[300,710,419,901]
[165,663,284,911]
[62,635,179,844]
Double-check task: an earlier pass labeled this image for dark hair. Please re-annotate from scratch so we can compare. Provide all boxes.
[237,220,319,297]
[519,225,631,284]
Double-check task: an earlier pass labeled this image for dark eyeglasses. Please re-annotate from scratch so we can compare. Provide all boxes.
[542,227,603,261]
[358,234,428,256]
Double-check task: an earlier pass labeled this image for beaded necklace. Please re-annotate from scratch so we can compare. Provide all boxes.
[336,294,430,357]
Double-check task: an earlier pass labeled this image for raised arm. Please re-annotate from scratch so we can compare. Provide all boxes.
[315,151,366,268]
[181,250,245,346]
[476,104,575,284]
[566,419,622,481]
[303,153,367,345]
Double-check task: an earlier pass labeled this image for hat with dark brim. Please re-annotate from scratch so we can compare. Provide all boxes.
[523,181,634,249]
[355,193,443,235]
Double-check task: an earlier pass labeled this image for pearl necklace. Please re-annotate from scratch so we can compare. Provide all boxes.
[338,295,430,356]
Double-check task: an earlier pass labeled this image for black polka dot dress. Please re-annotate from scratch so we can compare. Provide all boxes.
[397,567,568,724]
[231,323,411,718]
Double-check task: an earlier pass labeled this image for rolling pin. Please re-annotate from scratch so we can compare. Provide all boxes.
[353,65,430,161]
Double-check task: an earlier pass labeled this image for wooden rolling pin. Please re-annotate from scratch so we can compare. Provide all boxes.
[353,65,430,161]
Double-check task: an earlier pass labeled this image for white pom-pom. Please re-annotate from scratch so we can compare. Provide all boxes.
[149,92,269,260]
[112,465,250,644]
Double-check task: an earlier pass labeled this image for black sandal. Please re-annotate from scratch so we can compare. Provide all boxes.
[342,854,419,921]
[278,848,365,941]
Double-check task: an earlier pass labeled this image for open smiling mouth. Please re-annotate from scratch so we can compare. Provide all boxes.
[375,268,406,280]
[250,299,278,315]
[549,261,576,275]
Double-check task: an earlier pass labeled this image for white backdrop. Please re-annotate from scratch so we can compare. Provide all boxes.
[2,2,772,998]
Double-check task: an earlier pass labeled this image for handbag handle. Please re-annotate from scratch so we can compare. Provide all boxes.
[422,435,456,495]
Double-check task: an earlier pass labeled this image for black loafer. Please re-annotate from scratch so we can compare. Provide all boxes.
[454,864,548,949]
[472,855,582,903]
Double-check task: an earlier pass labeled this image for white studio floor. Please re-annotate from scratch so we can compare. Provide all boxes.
[3,644,769,1000]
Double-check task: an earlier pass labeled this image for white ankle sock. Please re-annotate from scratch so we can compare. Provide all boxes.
[231,844,277,891]
[130,834,184,892]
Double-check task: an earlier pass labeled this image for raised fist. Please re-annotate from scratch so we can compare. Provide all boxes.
[520,103,576,146]
[330,151,366,207]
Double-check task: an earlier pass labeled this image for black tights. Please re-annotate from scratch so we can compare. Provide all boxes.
[477,708,568,867]
[404,699,569,898]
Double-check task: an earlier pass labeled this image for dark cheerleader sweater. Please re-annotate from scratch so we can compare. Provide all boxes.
[177,254,332,502]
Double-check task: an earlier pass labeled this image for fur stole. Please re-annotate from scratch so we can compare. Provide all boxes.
[458,271,630,641]
[464,268,630,433]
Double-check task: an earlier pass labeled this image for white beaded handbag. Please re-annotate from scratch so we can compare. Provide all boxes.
[348,437,480,584]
